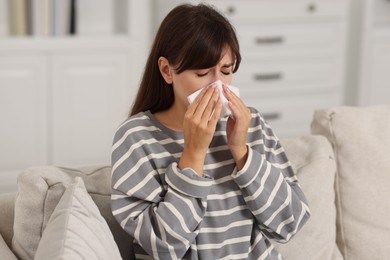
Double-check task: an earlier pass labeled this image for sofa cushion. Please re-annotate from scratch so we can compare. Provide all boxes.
[34,177,122,260]
[271,135,343,260]
[311,106,390,260]
[12,166,133,260]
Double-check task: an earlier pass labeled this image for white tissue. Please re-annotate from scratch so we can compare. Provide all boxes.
[187,80,240,118]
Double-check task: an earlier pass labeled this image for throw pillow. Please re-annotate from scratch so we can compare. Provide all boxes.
[272,135,342,260]
[12,165,133,260]
[34,177,122,260]
[311,106,390,260]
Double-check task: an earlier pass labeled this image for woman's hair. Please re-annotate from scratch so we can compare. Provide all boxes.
[130,4,241,116]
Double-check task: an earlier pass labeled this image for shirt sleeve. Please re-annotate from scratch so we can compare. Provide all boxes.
[232,109,311,243]
[111,120,213,259]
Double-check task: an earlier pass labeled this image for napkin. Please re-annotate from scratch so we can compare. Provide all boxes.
[187,80,240,118]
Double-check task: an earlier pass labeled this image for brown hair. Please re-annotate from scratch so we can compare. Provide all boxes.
[130,4,241,116]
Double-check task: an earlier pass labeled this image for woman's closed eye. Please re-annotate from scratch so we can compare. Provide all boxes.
[196,70,232,77]
[196,72,209,77]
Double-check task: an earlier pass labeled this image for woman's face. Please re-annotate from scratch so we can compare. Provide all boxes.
[171,46,234,108]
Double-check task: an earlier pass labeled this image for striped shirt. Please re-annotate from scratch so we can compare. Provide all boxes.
[111,107,310,260]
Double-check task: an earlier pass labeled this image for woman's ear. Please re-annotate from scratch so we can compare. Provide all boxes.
[158,57,173,84]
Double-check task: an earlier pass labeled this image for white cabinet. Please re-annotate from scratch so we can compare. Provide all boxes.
[349,0,390,105]
[0,42,137,193]
[0,1,152,193]
[155,0,350,137]
[0,56,48,175]
[50,52,132,166]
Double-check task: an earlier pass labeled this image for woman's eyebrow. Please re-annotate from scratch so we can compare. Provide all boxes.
[221,63,234,68]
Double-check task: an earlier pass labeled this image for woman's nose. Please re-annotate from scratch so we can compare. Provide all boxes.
[211,74,223,84]
[208,79,223,89]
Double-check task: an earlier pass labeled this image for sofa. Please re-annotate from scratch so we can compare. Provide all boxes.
[0,106,389,260]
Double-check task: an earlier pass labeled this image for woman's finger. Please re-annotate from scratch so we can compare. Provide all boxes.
[208,98,223,126]
[186,86,210,116]
[189,86,216,119]
[201,87,220,121]
[223,85,247,119]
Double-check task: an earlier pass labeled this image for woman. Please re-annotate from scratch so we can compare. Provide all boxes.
[111,4,310,260]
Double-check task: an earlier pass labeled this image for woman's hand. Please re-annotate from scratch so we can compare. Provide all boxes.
[179,85,222,176]
[223,84,251,171]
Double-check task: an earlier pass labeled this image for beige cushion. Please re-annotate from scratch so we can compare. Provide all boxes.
[0,233,17,260]
[11,166,133,260]
[311,106,390,260]
[272,135,342,260]
[34,177,122,260]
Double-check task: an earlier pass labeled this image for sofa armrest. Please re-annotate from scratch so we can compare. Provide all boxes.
[0,193,16,248]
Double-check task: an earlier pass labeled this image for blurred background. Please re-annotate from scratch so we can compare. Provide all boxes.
[0,0,389,192]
